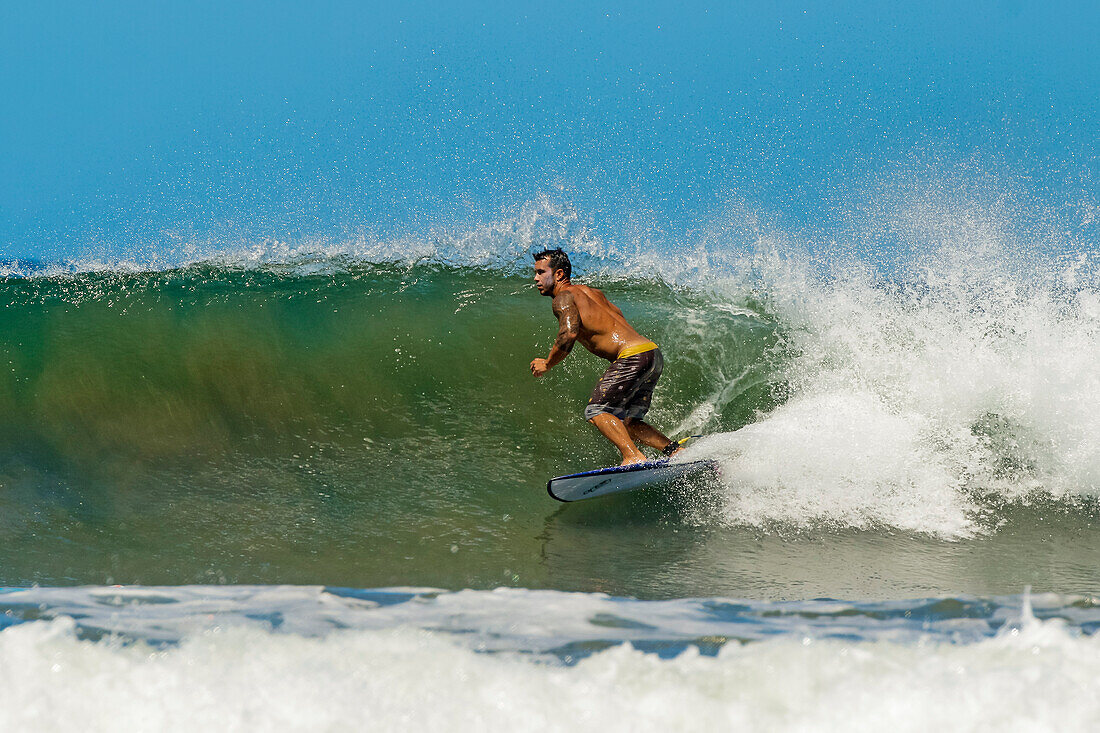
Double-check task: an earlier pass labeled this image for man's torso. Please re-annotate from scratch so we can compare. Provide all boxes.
[558,283,652,361]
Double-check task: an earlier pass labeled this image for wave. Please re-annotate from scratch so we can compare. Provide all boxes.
[1,192,1098,543]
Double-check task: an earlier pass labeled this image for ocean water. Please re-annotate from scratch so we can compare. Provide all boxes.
[1,221,1098,728]
[4,1,1100,729]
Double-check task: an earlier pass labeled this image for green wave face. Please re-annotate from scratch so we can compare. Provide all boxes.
[6,259,1099,598]
[0,265,781,589]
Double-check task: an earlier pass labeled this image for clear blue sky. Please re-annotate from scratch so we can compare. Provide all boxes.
[1,1,1097,261]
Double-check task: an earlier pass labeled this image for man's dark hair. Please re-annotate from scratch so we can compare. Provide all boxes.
[533,249,571,280]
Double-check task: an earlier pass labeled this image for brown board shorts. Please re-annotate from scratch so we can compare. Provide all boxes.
[583,344,663,422]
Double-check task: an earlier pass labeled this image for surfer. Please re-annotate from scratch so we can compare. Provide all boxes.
[530,249,681,465]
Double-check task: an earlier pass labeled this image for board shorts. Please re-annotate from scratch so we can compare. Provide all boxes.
[583,343,663,422]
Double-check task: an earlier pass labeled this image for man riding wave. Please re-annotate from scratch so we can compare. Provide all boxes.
[530,249,681,465]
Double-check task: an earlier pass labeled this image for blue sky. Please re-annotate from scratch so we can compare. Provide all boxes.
[1,1,1097,261]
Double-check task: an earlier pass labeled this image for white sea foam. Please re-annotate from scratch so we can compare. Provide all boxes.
[691,391,978,537]
[675,198,1100,536]
[0,602,1096,732]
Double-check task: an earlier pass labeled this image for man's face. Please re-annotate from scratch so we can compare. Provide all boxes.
[533,259,558,296]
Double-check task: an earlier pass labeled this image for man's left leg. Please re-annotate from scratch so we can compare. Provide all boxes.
[624,419,680,456]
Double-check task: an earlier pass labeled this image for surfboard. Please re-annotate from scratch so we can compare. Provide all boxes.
[546,458,718,502]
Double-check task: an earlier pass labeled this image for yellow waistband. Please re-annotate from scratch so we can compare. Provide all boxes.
[616,342,658,360]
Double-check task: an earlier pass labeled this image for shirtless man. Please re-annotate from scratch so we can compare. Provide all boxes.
[530,249,681,465]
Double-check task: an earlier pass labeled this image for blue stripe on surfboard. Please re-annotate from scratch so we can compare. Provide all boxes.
[546,459,717,502]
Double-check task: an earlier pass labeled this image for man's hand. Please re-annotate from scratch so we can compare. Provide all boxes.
[530,358,549,377]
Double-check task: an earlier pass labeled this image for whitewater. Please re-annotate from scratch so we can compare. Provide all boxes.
[1,586,1099,732]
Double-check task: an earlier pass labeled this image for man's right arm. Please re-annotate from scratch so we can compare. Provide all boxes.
[545,292,580,368]
[531,292,580,377]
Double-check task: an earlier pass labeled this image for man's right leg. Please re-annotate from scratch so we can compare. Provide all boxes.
[588,413,648,465]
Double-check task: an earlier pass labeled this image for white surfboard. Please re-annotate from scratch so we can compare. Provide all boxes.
[547,458,717,502]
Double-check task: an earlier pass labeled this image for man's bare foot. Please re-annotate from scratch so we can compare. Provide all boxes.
[620,456,648,466]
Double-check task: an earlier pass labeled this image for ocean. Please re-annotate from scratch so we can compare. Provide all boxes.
[3,1,1099,729]
[1,219,1098,728]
